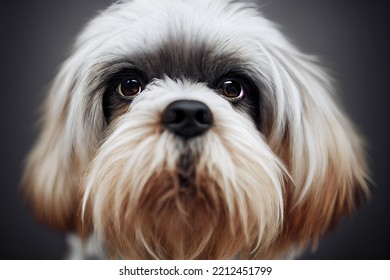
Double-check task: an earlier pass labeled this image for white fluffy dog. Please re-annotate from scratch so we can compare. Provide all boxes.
[23,0,369,259]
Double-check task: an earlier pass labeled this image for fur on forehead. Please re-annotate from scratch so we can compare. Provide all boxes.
[72,0,278,84]
[78,0,270,51]
[70,0,284,80]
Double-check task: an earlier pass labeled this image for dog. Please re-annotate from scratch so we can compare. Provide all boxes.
[22,0,369,259]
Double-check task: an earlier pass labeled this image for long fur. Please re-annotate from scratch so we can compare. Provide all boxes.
[23,0,369,259]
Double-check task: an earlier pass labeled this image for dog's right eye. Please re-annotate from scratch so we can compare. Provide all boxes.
[116,78,143,99]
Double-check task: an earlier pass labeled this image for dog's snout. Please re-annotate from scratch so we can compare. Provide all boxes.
[162,100,213,139]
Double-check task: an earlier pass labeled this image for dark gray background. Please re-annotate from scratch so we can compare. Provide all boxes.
[0,0,388,259]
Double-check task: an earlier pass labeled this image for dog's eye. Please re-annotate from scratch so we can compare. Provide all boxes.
[116,78,142,99]
[220,80,245,102]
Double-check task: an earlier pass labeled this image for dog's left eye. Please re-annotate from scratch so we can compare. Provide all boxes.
[219,80,245,102]
[116,78,143,99]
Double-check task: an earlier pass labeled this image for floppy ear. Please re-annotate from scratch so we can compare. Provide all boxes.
[22,60,95,235]
[22,13,113,235]
[261,42,370,257]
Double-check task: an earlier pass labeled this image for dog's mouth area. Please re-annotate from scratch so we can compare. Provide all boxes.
[177,150,196,189]
[83,108,285,258]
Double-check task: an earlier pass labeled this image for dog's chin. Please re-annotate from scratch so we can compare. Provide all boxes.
[102,173,250,259]
[82,95,285,259]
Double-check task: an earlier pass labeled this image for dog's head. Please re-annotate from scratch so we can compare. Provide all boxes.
[23,0,369,259]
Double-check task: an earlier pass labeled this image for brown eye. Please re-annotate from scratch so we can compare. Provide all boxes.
[220,80,245,102]
[116,78,142,99]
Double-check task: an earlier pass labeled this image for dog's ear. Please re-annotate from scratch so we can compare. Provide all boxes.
[22,60,95,234]
[261,42,370,256]
[22,16,109,234]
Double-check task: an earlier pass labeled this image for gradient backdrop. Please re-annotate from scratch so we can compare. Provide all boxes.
[1,0,389,259]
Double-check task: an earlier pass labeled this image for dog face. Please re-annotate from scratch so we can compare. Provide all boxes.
[23,0,369,259]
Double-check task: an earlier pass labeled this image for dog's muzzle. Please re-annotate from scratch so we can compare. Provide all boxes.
[161,100,213,139]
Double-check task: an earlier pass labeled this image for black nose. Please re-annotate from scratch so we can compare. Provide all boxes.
[162,100,213,139]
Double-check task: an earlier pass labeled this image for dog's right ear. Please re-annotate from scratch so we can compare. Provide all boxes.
[22,62,88,233]
[22,15,110,234]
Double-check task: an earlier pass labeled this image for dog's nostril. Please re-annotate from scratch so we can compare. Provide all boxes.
[162,100,213,139]
[166,109,186,124]
[195,110,212,125]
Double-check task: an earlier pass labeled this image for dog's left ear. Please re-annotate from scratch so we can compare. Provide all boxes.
[260,40,370,257]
